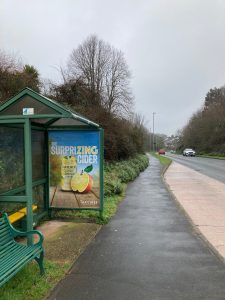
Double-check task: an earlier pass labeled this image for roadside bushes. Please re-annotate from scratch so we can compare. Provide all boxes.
[104,172,123,196]
[197,152,225,158]
[104,154,149,196]
[178,87,225,156]
[53,154,149,223]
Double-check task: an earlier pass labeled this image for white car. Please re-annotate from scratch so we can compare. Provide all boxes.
[183,148,196,156]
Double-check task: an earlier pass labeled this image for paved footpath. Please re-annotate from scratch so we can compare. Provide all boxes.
[165,161,225,261]
[49,157,225,300]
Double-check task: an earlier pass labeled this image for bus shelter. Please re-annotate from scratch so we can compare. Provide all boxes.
[0,88,104,233]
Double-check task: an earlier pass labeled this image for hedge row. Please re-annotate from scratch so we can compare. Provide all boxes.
[104,154,149,196]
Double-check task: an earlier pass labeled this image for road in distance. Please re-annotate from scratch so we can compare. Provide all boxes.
[165,153,225,184]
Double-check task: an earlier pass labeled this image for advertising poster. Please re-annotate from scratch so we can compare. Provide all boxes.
[49,130,101,209]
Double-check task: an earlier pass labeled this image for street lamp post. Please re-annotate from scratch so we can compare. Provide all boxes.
[149,127,151,152]
[152,112,156,152]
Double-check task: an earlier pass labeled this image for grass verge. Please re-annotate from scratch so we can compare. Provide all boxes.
[0,261,69,300]
[151,152,172,167]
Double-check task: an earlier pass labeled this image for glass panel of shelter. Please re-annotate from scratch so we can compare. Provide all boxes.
[0,125,47,215]
[31,129,47,214]
[33,184,45,214]
[0,126,25,194]
[32,130,46,181]
[0,125,25,215]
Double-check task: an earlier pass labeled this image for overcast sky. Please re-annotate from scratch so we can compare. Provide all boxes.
[1,0,225,135]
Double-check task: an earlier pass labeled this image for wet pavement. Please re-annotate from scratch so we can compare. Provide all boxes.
[49,156,225,300]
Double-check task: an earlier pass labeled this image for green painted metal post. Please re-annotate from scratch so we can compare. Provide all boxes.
[44,129,48,212]
[24,118,33,244]
[99,128,104,219]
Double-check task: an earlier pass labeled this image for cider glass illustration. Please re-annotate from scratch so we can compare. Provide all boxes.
[61,156,77,191]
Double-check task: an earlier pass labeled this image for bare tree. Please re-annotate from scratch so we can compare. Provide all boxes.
[67,35,133,116]
[0,50,22,73]
[104,49,133,116]
[68,35,109,106]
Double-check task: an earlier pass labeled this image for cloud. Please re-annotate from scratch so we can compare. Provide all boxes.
[1,0,225,134]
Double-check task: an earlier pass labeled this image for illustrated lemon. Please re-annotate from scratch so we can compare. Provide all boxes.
[71,172,93,193]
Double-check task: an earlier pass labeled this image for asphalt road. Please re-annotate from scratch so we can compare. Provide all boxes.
[165,153,225,183]
[49,156,225,300]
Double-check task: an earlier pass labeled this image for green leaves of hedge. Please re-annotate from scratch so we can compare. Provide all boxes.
[104,154,149,196]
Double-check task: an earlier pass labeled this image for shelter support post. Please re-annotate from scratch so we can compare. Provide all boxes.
[24,118,33,245]
[99,128,104,219]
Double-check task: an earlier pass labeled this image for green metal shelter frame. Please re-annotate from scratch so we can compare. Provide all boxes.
[0,88,104,235]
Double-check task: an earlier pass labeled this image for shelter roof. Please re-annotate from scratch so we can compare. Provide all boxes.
[0,88,99,128]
